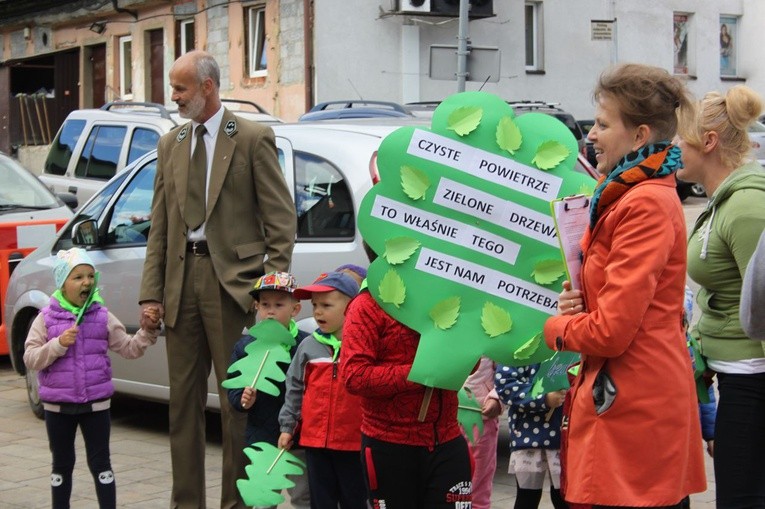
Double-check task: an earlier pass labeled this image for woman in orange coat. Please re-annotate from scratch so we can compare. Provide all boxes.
[543,63,707,508]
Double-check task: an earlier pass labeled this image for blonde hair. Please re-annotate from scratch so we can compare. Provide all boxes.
[594,63,694,143]
[677,85,763,169]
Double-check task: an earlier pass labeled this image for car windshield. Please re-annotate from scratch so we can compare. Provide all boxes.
[0,154,60,209]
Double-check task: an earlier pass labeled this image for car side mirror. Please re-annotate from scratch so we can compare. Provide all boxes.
[57,192,78,210]
[72,219,99,246]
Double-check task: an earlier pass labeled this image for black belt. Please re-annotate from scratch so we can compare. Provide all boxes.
[187,240,210,256]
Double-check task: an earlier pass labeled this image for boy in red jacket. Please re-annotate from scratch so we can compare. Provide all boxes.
[341,285,473,509]
[278,271,366,509]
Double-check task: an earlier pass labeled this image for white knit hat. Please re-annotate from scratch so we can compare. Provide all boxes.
[53,248,95,288]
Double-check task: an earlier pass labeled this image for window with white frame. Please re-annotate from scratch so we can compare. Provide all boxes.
[180,19,195,55]
[525,2,543,71]
[119,35,133,99]
[246,4,267,77]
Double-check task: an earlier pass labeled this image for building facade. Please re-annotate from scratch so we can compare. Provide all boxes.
[0,0,762,154]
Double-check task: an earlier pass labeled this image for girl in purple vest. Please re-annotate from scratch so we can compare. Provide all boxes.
[24,248,161,509]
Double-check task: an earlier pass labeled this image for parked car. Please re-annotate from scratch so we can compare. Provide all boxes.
[0,152,75,356]
[749,119,765,166]
[40,100,280,207]
[406,100,587,155]
[299,100,413,121]
[0,152,77,220]
[4,116,596,417]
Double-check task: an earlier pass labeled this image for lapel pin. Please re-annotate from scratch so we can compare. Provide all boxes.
[176,126,189,143]
[224,120,237,137]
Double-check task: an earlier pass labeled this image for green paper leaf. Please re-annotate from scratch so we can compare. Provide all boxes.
[447,106,483,136]
[237,442,305,507]
[579,182,595,196]
[400,165,431,200]
[481,302,512,338]
[529,351,580,398]
[531,259,565,285]
[532,140,570,170]
[496,116,522,154]
[514,332,543,360]
[384,237,421,265]
[378,269,406,308]
[530,376,546,399]
[221,320,295,396]
[429,296,461,330]
[457,387,484,444]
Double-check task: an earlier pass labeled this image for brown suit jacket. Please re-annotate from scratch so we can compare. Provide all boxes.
[140,109,296,327]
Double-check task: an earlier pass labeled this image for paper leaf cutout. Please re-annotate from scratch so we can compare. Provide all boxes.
[237,442,305,507]
[514,332,543,360]
[532,140,570,170]
[429,296,461,330]
[579,182,595,196]
[531,259,565,285]
[221,319,295,396]
[378,269,406,308]
[457,387,484,444]
[447,106,483,136]
[496,116,522,154]
[481,302,513,338]
[384,237,421,265]
[529,350,580,398]
[530,375,546,399]
[400,165,431,201]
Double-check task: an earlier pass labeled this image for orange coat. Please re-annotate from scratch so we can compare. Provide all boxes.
[544,176,706,506]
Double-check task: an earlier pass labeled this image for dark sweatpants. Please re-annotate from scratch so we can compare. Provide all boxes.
[304,447,367,509]
[361,434,473,509]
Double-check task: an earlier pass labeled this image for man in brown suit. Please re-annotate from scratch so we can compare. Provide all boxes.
[139,50,296,509]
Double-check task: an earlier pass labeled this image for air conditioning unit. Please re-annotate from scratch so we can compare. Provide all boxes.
[431,0,494,19]
[398,0,431,13]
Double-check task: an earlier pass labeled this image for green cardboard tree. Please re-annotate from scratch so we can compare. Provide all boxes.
[221,319,295,396]
[358,91,595,390]
[236,442,305,507]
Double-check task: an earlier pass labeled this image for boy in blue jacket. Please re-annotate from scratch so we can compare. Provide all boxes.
[226,271,310,509]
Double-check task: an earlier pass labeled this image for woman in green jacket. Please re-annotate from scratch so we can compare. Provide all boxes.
[675,84,765,508]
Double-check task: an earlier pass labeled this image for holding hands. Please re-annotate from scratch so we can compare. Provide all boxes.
[481,397,503,419]
[558,281,584,316]
[140,304,162,331]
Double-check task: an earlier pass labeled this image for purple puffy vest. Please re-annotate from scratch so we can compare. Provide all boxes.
[38,298,113,404]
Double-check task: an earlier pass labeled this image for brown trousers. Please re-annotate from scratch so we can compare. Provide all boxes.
[166,254,250,509]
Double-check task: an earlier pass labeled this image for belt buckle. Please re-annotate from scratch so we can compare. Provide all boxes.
[191,241,202,256]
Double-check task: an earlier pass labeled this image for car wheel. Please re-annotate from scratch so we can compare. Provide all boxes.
[691,184,706,197]
[25,367,44,419]
[23,318,44,419]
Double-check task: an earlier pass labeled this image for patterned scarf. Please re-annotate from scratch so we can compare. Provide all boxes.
[589,142,682,229]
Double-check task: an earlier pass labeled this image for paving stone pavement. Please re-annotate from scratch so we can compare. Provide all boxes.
[0,357,716,508]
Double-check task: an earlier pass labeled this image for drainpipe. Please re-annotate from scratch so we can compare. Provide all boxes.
[303,0,314,112]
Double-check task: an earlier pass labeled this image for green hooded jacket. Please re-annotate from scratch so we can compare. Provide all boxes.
[688,161,765,361]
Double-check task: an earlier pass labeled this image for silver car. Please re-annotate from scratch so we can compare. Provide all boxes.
[3,119,429,417]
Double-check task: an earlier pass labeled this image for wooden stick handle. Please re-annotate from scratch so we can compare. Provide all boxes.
[250,350,270,389]
[418,386,434,422]
[266,448,286,474]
